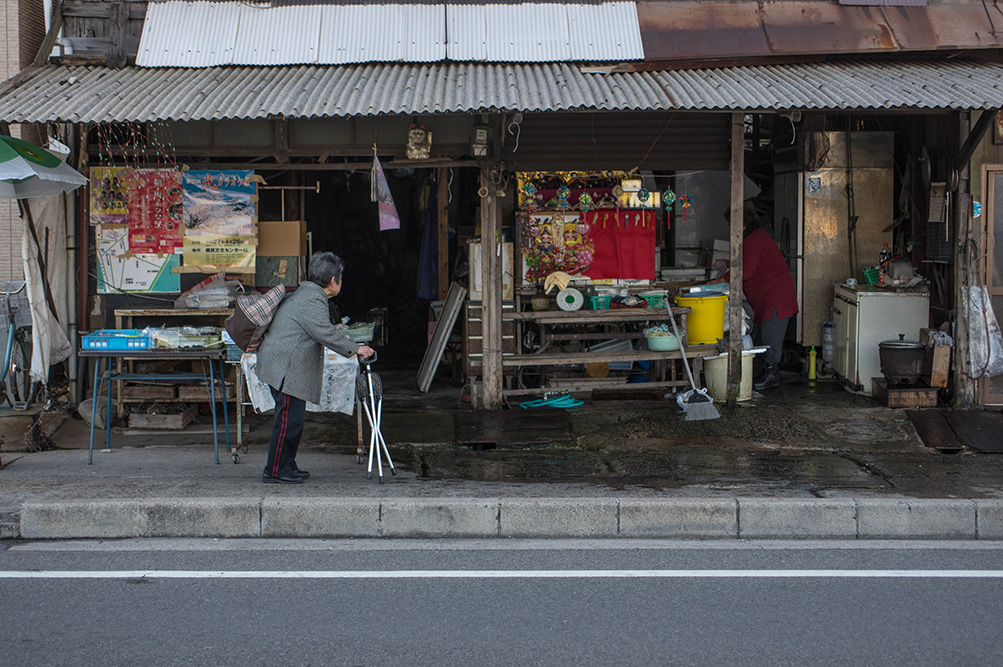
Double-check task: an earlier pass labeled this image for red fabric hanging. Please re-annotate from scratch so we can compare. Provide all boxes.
[582,209,656,280]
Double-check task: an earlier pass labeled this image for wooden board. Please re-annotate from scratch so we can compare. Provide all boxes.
[127,404,197,430]
[944,410,1003,453]
[177,383,235,401]
[906,409,963,451]
[872,378,939,408]
[417,282,467,393]
[122,385,177,400]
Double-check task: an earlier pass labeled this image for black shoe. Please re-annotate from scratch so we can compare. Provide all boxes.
[753,364,781,391]
[291,464,309,479]
[262,472,304,484]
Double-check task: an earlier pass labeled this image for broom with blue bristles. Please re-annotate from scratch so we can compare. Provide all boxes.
[667,304,720,421]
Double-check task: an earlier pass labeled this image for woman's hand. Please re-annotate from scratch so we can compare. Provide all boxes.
[357,345,375,359]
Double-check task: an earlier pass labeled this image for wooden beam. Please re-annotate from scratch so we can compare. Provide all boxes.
[436,167,449,300]
[727,112,745,406]
[107,1,129,68]
[480,168,503,409]
[32,0,64,67]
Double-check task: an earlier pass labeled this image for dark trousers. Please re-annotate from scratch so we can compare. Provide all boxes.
[753,307,789,366]
[264,386,305,478]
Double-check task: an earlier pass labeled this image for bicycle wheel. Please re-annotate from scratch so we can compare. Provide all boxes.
[9,328,35,408]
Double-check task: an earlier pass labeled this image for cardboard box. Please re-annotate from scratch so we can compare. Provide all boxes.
[258,220,307,257]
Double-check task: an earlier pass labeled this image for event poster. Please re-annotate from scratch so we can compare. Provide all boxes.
[95,225,180,293]
[89,167,129,225]
[127,169,183,254]
[182,170,256,237]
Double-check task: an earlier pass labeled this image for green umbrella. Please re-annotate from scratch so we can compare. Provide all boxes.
[0,134,87,199]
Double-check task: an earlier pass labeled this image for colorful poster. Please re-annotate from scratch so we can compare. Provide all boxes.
[90,167,130,225]
[95,225,180,293]
[127,169,183,254]
[371,156,400,231]
[182,170,257,268]
[182,170,256,237]
[582,209,656,281]
[520,212,592,285]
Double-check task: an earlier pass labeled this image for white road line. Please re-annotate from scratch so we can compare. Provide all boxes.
[1,570,1003,579]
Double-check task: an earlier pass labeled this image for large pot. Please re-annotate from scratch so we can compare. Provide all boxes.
[879,334,925,384]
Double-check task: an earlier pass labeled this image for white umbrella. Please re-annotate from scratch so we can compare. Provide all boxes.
[0,134,87,199]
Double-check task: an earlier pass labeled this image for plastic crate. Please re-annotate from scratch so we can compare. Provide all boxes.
[590,338,634,370]
[225,343,243,362]
[589,295,612,310]
[864,267,880,285]
[82,329,150,350]
[641,294,667,308]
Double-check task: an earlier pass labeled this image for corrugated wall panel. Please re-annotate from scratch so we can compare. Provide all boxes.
[505,112,730,171]
[566,3,643,62]
[138,2,242,68]
[233,4,321,66]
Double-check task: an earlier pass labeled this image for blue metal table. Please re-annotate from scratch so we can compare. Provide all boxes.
[80,348,231,464]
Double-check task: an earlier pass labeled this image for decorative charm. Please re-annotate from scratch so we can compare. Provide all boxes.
[680,193,692,222]
[557,185,571,207]
[637,188,650,206]
[663,189,676,209]
[522,182,537,199]
[612,185,624,200]
[577,192,594,212]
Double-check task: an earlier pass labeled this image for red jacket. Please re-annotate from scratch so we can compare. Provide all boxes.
[724,227,798,323]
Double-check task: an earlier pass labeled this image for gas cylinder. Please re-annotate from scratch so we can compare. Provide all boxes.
[821,320,834,363]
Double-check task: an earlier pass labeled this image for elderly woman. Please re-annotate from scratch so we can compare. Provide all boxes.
[256,252,375,483]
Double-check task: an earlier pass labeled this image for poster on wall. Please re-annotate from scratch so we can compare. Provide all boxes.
[89,167,130,225]
[95,225,180,293]
[127,169,183,254]
[182,170,257,268]
[520,212,592,286]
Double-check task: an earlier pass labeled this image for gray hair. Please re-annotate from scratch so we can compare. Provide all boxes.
[307,252,344,287]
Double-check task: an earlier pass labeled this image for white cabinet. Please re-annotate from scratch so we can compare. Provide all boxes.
[831,284,929,393]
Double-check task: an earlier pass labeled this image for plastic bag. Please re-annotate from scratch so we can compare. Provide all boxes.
[175,273,243,309]
[964,286,1003,378]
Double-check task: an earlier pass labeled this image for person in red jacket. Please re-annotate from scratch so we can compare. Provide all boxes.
[721,202,798,391]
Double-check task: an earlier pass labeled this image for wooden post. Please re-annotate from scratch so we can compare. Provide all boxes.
[957,112,976,405]
[727,112,745,405]
[437,167,450,300]
[480,168,503,409]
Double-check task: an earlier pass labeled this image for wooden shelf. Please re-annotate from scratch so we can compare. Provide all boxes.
[502,346,718,367]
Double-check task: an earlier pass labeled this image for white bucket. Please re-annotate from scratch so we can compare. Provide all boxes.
[703,351,759,402]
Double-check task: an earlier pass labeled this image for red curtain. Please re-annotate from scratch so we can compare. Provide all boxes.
[582,209,656,280]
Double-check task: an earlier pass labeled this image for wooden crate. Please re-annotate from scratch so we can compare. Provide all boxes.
[872,377,939,408]
[177,383,236,401]
[127,404,197,430]
[122,385,177,400]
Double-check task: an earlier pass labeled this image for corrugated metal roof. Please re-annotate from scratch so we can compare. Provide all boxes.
[3,58,1003,123]
[137,1,447,66]
[136,1,641,66]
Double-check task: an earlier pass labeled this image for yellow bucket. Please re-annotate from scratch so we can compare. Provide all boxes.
[674,292,728,345]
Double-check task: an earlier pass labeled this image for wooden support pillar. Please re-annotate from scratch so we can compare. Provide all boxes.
[480,168,503,409]
[727,112,745,405]
[955,111,976,405]
[437,167,450,300]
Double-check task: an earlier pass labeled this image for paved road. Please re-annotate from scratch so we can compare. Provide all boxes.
[2,539,1002,666]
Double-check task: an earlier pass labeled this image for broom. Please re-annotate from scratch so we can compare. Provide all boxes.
[667,304,720,421]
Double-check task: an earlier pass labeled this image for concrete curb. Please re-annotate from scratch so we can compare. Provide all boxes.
[13,497,1003,540]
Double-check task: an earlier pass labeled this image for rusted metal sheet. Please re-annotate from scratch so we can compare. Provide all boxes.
[880,6,1003,50]
[760,4,899,54]
[636,2,770,61]
[636,1,1003,62]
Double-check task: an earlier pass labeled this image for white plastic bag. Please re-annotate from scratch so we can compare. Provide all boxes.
[175,273,243,309]
[964,286,1003,378]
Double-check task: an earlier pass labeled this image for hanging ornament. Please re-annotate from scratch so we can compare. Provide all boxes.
[663,189,676,210]
[612,184,624,200]
[557,185,571,208]
[522,182,537,200]
[577,192,594,212]
[680,193,693,223]
[637,188,650,206]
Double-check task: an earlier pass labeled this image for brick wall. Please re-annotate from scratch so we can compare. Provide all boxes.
[1,0,49,281]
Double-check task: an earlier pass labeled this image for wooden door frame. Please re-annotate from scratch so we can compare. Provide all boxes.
[980,165,1003,405]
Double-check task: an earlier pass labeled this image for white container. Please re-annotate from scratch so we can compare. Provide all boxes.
[703,350,759,402]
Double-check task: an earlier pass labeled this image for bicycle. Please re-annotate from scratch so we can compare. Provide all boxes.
[0,281,35,410]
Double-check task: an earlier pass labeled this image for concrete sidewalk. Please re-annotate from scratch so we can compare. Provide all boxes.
[3,375,1003,541]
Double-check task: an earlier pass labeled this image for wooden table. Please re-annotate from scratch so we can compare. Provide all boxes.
[500,306,718,397]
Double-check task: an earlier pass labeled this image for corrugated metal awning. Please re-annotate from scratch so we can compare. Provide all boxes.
[2,58,1002,124]
[136,1,644,66]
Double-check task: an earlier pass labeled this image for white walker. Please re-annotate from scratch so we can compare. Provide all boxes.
[356,352,396,482]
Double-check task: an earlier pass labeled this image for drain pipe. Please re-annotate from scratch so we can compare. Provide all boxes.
[64,123,78,406]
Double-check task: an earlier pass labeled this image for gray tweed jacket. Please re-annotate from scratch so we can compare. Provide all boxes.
[255,281,358,403]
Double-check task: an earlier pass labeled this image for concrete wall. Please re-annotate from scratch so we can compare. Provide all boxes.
[1,0,47,281]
